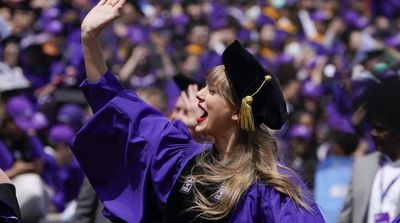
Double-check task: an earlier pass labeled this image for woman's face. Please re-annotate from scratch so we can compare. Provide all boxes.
[195,80,238,138]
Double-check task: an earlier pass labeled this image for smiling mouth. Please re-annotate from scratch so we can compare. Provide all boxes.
[197,104,208,123]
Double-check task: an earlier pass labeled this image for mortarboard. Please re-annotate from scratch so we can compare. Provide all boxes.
[127,26,148,45]
[6,96,48,131]
[48,124,75,145]
[255,14,275,29]
[310,10,330,22]
[326,103,355,134]
[301,80,324,100]
[57,103,84,128]
[222,40,287,131]
[289,124,313,140]
[172,73,203,92]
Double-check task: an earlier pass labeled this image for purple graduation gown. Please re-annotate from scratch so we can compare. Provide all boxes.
[71,71,325,222]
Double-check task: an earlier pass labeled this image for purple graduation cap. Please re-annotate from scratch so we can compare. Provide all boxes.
[310,10,330,23]
[255,14,275,29]
[208,3,235,31]
[40,7,64,35]
[127,26,148,45]
[341,9,368,29]
[57,103,84,130]
[48,124,75,145]
[171,14,190,34]
[6,96,48,132]
[289,124,313,140]
[384,35,400,48]
[326,102,355,134]
[43,20,64,35]
[301,80,324,100]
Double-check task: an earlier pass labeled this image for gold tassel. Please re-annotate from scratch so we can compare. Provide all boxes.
[240,96,255,131]
[239,75,272,131]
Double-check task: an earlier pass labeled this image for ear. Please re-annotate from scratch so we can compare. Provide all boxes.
[232,111,239,122]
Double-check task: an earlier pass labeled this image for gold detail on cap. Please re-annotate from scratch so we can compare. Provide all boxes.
[239,75,272,131]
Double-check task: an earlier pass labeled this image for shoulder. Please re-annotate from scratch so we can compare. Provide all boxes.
[353,151,381,167]
[232,183,325,222]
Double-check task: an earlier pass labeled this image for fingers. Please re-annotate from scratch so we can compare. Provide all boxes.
[187,84,198,102]
[180,91,191,109]
[114,0,126,8]
[98,0,125,7]
[109,0,125,7]
[98,0,107,5]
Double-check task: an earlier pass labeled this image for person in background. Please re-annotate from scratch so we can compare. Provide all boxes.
[314,127,360,223]
[0,95,49,223]
[285,123,318,191]
[73,177,111,223]
[42,124,84,213]
[339,76,400,223]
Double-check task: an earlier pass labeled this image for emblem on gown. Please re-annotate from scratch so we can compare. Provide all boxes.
[212,186,225,202]
[180,177,194,194]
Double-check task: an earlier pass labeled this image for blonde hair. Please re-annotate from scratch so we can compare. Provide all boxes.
[188,65,311,220]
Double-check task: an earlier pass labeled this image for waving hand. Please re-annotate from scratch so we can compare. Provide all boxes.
[81,0,126,82]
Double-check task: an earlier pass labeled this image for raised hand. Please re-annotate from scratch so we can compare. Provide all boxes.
[81,0,126,36]
[81,0,126,82]
[171,84,200,128]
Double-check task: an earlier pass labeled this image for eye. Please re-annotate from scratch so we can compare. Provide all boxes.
[208,88,217,95]
[372,124,387,132]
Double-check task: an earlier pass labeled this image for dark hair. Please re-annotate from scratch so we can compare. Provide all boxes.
[332,131,360,155]
[365,76,400,133]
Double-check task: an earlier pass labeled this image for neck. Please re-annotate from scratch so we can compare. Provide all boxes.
[214,128,241,160]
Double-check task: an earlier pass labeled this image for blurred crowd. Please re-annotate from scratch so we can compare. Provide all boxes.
[1,0,400,222]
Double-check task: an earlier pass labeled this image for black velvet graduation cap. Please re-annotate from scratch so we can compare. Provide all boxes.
[361,49,385,65]
[173,73,202,92]
[222,40,287,131]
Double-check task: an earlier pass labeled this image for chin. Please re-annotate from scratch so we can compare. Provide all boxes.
[195,123,214,136]
[195,124,205,134]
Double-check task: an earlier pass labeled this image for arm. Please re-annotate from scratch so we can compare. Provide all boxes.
[71,88,203,222]
[119,45,148,82]
[80,0,125,82]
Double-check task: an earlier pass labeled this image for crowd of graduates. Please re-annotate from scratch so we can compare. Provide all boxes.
[1,0,400,222]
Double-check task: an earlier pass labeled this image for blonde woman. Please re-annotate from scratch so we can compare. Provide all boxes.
[72,0,325,222]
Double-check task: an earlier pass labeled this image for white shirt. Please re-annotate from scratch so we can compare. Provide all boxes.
[368,159,400,223]
[0,63,30,92]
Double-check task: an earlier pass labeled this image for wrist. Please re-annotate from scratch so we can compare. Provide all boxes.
[81,31,99,41]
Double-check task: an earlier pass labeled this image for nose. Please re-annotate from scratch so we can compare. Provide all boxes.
[196,87,206,101]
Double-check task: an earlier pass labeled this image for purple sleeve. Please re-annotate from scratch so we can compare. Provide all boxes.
[72,74,202,222]
[231,184,325,222]
[79,71,124,113]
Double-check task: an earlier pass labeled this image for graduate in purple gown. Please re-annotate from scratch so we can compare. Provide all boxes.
[71,1,325,222]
